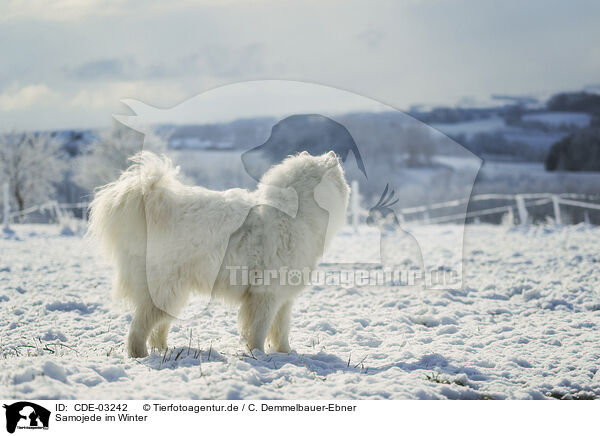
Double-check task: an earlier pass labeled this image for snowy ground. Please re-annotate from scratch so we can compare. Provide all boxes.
[1,223,600,400]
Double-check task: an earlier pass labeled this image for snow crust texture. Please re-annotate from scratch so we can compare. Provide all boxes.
[1,224,599,400]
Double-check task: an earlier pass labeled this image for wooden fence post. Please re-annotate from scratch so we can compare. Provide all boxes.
[551,195,562,225]
[515,195,528,225]
[3,182,9,230]
[53,202,64,224]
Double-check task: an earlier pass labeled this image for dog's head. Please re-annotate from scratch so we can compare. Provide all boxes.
[313,152,351,249]
[261,150,349,199]
[260,151,350,251]
[313,151,350,206]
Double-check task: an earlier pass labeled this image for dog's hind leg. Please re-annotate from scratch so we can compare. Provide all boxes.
[238,291,279,353]
[268,300,292,353]
[128,300,171,358]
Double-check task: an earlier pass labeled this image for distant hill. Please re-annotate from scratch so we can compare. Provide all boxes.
[42,89,600,167]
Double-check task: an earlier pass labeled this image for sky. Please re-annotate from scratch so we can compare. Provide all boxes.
[1,0,599,131]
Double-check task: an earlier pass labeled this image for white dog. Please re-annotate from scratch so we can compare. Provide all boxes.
[88,151,349,357]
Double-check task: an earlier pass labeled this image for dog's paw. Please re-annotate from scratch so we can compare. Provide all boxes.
[266,340,291,354]
[275,343,291,354]
[128,339,149,358]
[149,336,167,350]
[128,347,149,358]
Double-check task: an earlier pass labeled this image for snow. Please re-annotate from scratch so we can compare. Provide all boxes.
[502,129,566,149]
[431,117,506,140]
[522,112,591,128]
[1,223,600,400]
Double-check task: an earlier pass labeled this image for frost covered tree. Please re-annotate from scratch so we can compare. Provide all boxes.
[0,131,66,211]
[74,124,168,192]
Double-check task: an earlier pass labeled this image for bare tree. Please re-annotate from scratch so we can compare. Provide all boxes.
[0,131,66,211]
[74,124,168,192]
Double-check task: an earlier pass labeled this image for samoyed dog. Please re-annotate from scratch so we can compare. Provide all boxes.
[88,150,349,357]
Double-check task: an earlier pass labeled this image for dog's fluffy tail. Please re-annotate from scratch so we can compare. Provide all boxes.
[87,151,179,261]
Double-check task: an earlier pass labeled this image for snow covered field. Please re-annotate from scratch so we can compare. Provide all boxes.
[1,223,600,400]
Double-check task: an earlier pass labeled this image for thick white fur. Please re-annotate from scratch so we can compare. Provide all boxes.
[88,150,349,357]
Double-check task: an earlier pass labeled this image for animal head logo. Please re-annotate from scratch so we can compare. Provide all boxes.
[241,114,367,181]
[367,183,400,226]
[113,80,481,318]
[3,402,50,434]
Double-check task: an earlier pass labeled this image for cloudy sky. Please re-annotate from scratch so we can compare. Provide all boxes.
[1,0,599,131]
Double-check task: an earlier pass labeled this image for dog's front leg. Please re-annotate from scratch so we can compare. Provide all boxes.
[238,290,278,353]
[268,300,292,353]
[149,319,172,351]
[128,320,150,358]
[128,302,170,358]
